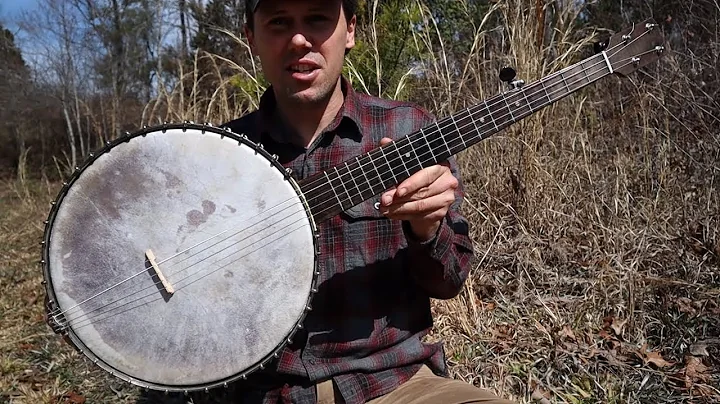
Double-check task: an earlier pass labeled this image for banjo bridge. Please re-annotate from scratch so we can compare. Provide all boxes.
[145,249,175,295]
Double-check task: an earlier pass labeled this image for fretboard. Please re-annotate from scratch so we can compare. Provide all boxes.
[300,53,611,223]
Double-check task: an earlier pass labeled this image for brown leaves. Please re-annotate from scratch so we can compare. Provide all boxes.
[673,356,714,397]
[636,344,675,368]
[58,391,86,404]
[610,318,627,336]
[601,316,627,338]
[558,325,576,341]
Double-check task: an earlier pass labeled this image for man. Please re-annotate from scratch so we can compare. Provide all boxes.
[217,0,514,403]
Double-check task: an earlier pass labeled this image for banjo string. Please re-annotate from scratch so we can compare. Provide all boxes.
[58,204,310,324]
[300,33,652,194]
[66,218,313,330]
[52,50,651,325]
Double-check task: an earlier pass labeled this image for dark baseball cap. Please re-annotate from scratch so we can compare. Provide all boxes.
[247,0,261,12]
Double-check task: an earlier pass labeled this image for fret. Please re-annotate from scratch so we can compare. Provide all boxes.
[522,88,534,115]
[356,156,375,194]
[407,135,424,170]
[581,61,592,84]
[435,121,453,160]
[467,107,482,142]
[367,152,387,192]
[540,80,553,105]
[451,115,467,149]
[559,71,571,93]
[502,94,516,122]
[378,146,398,184]
[334,166,353,205]
[344,161,364,201]
[324,171,344,209]
[420,128,437,165]
[392,142,412,178]
[484,100,500,132]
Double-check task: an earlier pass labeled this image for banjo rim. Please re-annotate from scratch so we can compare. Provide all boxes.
[40,122,320,392]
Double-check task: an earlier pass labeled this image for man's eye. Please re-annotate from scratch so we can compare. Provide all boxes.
[307,15,330,24]
[269,18,290,27]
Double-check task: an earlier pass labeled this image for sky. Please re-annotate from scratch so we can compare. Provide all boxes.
[0,0,40,21]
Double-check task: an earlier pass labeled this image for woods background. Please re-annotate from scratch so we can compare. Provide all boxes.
[1,0,719,403]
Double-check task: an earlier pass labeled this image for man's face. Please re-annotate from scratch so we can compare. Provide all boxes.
[246,0,356,106]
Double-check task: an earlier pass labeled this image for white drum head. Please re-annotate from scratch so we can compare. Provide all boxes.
[44,126,316,390]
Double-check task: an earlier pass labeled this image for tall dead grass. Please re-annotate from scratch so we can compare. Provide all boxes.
[101,0,720,401]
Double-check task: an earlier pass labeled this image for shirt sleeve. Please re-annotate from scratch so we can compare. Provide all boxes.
[400,110,475,299]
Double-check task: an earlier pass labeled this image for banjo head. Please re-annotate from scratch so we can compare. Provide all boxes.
[42,124,317,391]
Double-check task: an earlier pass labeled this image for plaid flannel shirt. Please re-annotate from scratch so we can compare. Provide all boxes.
[221,78,474,404]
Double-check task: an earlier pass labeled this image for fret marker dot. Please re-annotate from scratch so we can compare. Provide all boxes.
[480,117,485,123]
[405,153,411,158]
[515,101,520,107]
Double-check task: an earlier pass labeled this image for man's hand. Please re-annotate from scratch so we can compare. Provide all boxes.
[378,137,458,241]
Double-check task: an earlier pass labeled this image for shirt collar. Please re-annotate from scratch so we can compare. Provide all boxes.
[255,76,363,145]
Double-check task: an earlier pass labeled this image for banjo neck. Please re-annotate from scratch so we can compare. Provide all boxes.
[299,19,665,224]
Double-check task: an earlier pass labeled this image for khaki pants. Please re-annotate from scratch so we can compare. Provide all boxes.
[316,366,515,404]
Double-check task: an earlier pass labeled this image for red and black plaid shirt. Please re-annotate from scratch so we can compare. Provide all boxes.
[221,78,474,404]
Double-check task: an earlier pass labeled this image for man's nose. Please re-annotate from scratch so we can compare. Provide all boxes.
[289,32,313,51]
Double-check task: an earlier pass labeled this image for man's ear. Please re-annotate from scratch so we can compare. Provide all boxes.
[244,24,256,54]
[346,14,356,51]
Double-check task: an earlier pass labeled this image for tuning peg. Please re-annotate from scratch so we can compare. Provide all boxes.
[499,67,516,83]
[499,67,524,91]
[594,40,609,54]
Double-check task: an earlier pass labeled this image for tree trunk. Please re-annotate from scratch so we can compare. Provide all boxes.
[63,103,78,172]
[179,0,188,57]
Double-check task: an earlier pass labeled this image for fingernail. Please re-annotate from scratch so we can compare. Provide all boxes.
[397,187,406,197]
[382,195,392,205]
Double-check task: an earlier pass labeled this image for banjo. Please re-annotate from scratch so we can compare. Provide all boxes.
[41,20,664,392]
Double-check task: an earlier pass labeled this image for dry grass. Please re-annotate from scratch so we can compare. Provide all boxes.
[2,0,720,403]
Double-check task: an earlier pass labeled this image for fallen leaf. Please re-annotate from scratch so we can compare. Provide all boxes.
[558,325,576,341]
[611,318,627,336]
[677,297,696,315]
[689,342,709,357]
[531,385,552,404]
[645,350,675,368]
[598,329,613,340]
[61,392,86,404]
[684,356,711,387]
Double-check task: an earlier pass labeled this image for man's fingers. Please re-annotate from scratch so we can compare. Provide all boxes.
[381,191,455,220]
